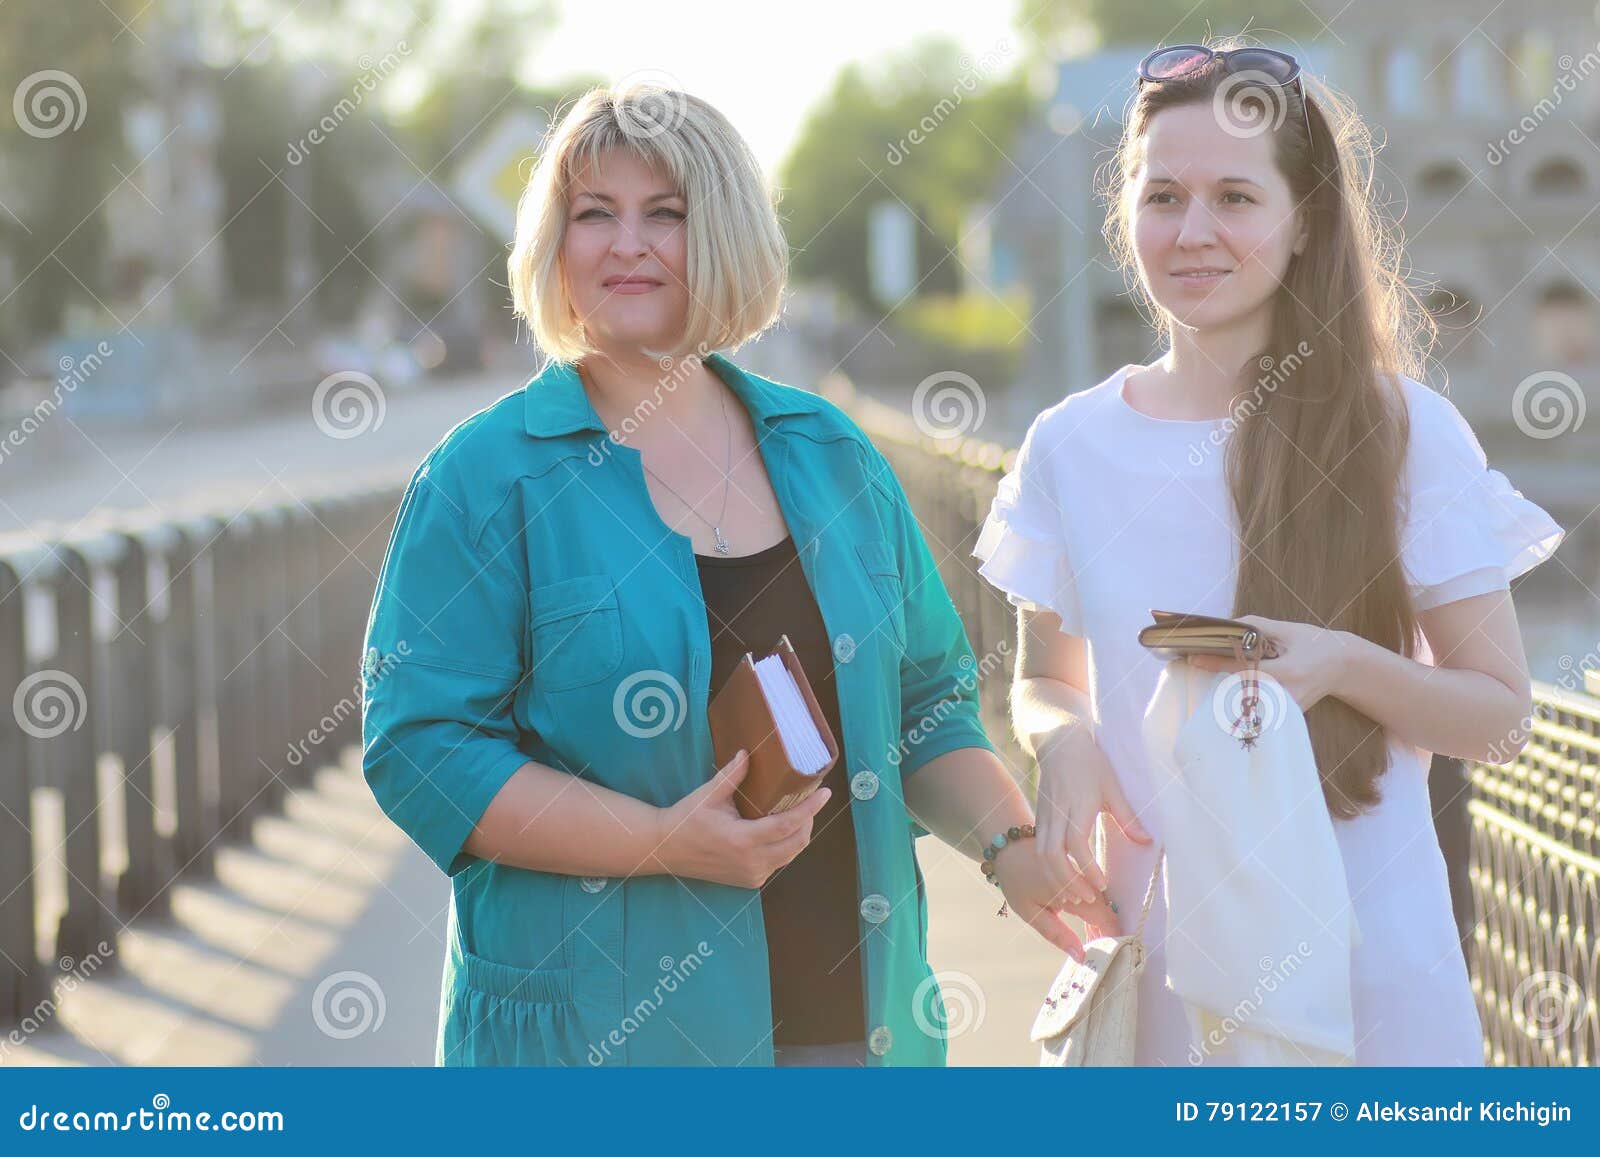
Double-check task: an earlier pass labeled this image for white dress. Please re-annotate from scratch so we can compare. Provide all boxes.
[973,362,1566,1066]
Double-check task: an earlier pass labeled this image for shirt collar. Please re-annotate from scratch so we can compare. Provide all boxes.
[521,350,822,439]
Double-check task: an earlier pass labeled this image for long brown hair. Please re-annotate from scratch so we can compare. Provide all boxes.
[1103,38,1438,817]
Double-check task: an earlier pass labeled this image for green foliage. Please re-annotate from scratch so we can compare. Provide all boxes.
[896,289,1033,352]
[0,0,140,340]
[778,40,1036,313]
[0,0,564,346]
[1013,0,1323,59]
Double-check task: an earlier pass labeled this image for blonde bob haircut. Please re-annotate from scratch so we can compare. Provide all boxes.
[508,83,788,361]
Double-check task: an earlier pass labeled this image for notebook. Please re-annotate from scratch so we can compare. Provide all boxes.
[707,635,839,818]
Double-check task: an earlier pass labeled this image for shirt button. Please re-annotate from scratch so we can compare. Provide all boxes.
[850,770,879,800]
[580,877,607,894]
[860,892,891,923]
[867,1025,893,1056]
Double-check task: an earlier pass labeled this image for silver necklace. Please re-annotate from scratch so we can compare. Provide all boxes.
[637,384,734,555]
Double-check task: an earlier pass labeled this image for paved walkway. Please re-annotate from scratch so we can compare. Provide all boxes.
[4,751,442,1066]
[3,744,1069,1067]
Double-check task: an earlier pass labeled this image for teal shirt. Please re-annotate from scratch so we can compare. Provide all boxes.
[359,352,997,1066]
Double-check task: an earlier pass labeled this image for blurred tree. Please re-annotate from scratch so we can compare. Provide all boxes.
[0,0,561,353]
[200,0,557,81]
[1013,0,1321,60]
[204,0,560,327]
[779,39,1035,314]
[216,64,292,307]
[0,0,140,346]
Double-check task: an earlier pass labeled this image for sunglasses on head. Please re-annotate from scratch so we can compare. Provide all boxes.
[1137,45,1313,143]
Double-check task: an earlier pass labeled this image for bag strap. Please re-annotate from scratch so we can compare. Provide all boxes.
[1133,846,1164,941]
[1095,816,1165,942]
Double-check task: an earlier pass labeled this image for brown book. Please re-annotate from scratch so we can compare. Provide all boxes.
[1137,609,1281,661]
[707,635,839,819]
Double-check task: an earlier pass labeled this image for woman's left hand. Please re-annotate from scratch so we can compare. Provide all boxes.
[1185,614,1355,711]
[993,839,1122,962]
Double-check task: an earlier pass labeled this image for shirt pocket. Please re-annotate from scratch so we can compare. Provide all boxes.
[529,574,624,691]
[442,948,593,1066]
[855,538,907,650]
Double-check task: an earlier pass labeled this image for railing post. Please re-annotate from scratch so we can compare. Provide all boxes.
[48,543,114,967]
[213,515,254,842]
[283,504,321,788]
[310,495,348,762]
[255,506,291,812]
[0,555,41,1023]
[109,531,172,919]
[165,520,215,879]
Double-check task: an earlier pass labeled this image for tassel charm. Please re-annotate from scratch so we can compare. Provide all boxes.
[1229,664,1264,750]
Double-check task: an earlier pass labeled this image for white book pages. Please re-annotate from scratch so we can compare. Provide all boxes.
[752,654,830,775]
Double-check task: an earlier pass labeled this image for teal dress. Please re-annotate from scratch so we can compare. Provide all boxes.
[359,352,997,1066]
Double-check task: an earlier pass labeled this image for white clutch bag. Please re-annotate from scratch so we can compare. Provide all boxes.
[1031,848,1164,1066]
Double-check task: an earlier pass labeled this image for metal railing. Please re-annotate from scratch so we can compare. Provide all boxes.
[0,476,404,1025]
[844,384,1600,1068]
[1467,682,1600,1065]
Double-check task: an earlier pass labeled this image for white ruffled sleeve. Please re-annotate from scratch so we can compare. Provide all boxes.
[972,413,1085,634]
[1400,384,1565,612]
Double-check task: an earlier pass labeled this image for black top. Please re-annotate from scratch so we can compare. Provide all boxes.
[695,535,866,1047]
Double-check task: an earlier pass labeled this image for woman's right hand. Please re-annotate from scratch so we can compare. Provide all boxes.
[652,749,832,889]
[1033,727,1151,902]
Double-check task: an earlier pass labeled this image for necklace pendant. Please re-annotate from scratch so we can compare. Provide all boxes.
[712,526,731,555]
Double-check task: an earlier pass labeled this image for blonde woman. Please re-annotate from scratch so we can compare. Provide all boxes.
[974,41,1564,1064]
[360,83,1116,1067]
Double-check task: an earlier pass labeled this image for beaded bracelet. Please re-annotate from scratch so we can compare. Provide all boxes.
[980,824,1035,915]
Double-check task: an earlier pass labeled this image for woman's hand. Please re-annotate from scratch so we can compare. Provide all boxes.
[1033,725,1151,902]
[1185,614,1355,711]
[993,838,1122,962]
[651,749,831,889]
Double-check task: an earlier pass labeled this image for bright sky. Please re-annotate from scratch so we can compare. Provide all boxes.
[520,0,1021,173]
